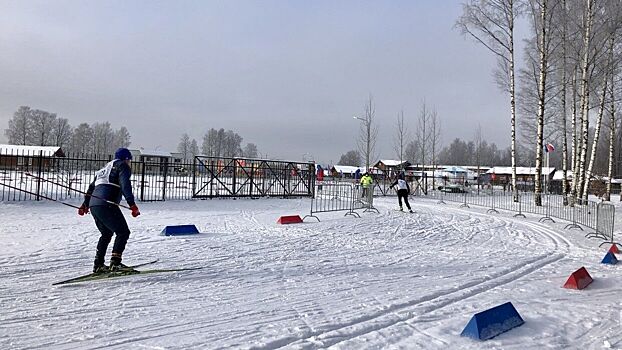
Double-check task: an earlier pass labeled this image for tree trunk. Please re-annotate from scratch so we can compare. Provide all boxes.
[561,0,569,203]
[570,68,579,204]
[509,2,518,201]
[534,0,548,207]
[577,0,594,203]
[584,37,613,200]
[606,76,615,201]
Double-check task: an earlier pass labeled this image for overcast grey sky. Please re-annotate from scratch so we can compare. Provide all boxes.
[0,0,522,164]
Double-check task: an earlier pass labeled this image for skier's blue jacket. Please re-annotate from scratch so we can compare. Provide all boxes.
[83,159,136,207]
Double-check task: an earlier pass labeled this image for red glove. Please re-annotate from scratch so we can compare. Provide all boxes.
[130,205,140,217]
[78,204,89,216]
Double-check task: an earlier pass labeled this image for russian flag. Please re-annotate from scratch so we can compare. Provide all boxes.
[544,143,555,153]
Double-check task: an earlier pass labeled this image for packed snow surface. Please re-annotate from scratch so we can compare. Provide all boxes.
[1,196,621,349]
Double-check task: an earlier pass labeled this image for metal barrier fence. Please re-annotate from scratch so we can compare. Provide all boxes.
[0,149,314,202]
[353,184,379,213]
[303,181,378,222]
[424,189,616,244]
[0,150,201,202]
[192,156,314,198]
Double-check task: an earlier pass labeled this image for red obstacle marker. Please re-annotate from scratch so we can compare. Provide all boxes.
[563,267,593,290]
[608,244,620,254]
[277,215,303,224]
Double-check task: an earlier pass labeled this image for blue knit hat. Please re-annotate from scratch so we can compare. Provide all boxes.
[114,148,132,160]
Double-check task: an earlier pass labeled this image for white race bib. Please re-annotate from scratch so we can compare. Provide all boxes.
[94,160,120,187]
[397,179,408,190]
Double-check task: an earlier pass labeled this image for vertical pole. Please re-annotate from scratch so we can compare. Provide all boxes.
[232,158,237,196]
[192,157,197,198]
[36,150,43,201]
[162,158,168,201]
[140,161,146,202]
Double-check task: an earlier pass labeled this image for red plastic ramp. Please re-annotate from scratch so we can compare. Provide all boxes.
[563,267,593,290]
[277,215,303,224]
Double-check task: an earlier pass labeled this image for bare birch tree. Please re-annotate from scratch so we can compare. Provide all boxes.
[178,133,192,161]
[393,110,409,168]
[575,0,595,202]
[430,109,442,189]
[415,101,430,171]
[189,139,199,160]
[605,74,616,200]
[91,122,114,155]
[30,109,57,146]
[70,123,94,154]
[530,0,560,206]
[559,0,570,201]
[405,140,418,165]
[5,106,32,145]
[51,117,73,149]
[243,143,258,158]
[356,95,378,171]
[456,0,522,200]
[113,126,131,149]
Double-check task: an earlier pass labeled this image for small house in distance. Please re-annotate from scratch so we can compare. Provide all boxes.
[373,160,411,179]
[0,144,65,171]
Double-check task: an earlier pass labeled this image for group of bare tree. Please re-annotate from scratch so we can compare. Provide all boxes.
[177,128,259,162]
[4,106,131,155]
[344,96,442,174]
[458,0,622,204]
[404,101,442,172]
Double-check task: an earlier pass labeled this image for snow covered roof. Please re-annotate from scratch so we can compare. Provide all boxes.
[443,166,468,173]
[0,144,64,157]
[332,165,365,174]
[599,176,622,184]
[130,149,173,157]
[486,167,556,176]
[375,160,409,167]
[552,170,573,181]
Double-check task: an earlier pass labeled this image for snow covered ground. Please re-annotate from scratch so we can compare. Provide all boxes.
[1,196,621,349]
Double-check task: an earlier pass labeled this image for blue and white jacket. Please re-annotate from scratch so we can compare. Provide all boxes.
[83,159,136,207]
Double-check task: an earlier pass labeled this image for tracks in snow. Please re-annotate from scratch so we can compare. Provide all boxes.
[255,207,572,350]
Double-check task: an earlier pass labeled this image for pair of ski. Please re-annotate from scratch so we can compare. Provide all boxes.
[53,260,201,285]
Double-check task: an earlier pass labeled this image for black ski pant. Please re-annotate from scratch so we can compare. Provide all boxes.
[397,189,411,210]
[90,205,131,265]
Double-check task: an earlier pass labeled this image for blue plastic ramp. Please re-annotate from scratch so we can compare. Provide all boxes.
[461,302,525,340]
[161,225,200,236]
[601,252,618,265]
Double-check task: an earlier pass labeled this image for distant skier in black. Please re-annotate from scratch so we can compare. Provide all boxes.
[390,173,413,213]
[78,148,141,273]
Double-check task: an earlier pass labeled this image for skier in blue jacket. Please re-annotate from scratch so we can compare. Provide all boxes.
[79,148,141,273]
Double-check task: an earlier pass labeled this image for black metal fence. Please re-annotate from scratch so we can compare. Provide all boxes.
[192,156,314,198]
[0,149,314,202]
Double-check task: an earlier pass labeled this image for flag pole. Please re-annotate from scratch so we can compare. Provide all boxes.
[545,146,549,195]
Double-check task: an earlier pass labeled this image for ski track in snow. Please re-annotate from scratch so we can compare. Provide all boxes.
[1,197,621,350]
[265,207,572,349]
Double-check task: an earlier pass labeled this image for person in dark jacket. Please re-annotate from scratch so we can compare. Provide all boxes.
[79,148,141,273]
[390,173,413,213]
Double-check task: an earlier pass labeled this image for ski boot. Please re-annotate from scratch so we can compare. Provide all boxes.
[93,264,110,274]
[109,255,135,273]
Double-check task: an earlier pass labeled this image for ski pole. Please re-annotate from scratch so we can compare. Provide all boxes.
[0,181,81,209]
[24,172,131,210]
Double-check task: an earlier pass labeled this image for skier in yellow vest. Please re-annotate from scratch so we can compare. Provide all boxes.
[361,172,373,200]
